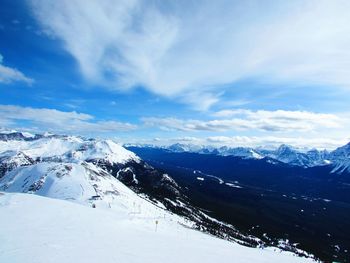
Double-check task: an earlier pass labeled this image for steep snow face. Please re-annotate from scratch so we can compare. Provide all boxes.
[0,151,34,178]
[0,193,315,263]
[0,161,153,209]
[329,143,350,173]
[0,162,97,202]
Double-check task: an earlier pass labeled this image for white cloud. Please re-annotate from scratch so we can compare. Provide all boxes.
[0,105,136,134]
[142,109,344,132]
[0,54,33,84]
[29,0,350,109]
[179,91,221,111]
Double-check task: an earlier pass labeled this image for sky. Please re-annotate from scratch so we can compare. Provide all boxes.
[0,0,350,149]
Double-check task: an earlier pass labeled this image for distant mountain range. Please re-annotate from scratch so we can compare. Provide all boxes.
[127,142,350,173]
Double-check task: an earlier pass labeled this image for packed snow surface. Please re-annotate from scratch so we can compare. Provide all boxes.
[0,193,314,263]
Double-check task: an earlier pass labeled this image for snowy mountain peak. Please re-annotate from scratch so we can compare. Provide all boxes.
[0,133,139,167]
[72,139,140,164]
[218,146,263,159]
[276,144,295,154]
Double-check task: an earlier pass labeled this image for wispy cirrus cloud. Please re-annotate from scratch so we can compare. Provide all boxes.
[0,54,33,85]
[29,0,350,110]
[142,109,343,133]
[0,105,136,134]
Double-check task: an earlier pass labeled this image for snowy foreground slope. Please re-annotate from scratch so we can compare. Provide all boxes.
[0,193,314,263]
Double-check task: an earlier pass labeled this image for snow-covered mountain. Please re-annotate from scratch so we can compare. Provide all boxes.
[0,132,188,216]
[257,144,350,172]
[259,144,330,168]
[218,146,263,159]
[0,131,158,212]
[2,162,126,205]
[0,130,317,261]
[138,142,350,172]
[0,134,138,166]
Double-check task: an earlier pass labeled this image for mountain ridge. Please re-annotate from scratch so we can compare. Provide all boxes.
[128,141,350,173]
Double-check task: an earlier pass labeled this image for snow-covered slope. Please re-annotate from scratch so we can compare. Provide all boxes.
[0,150,35,178]
[0,192,314,263]
[1,162,110,204]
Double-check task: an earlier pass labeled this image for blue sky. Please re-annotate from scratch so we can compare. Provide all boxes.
[1,0,350,149]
